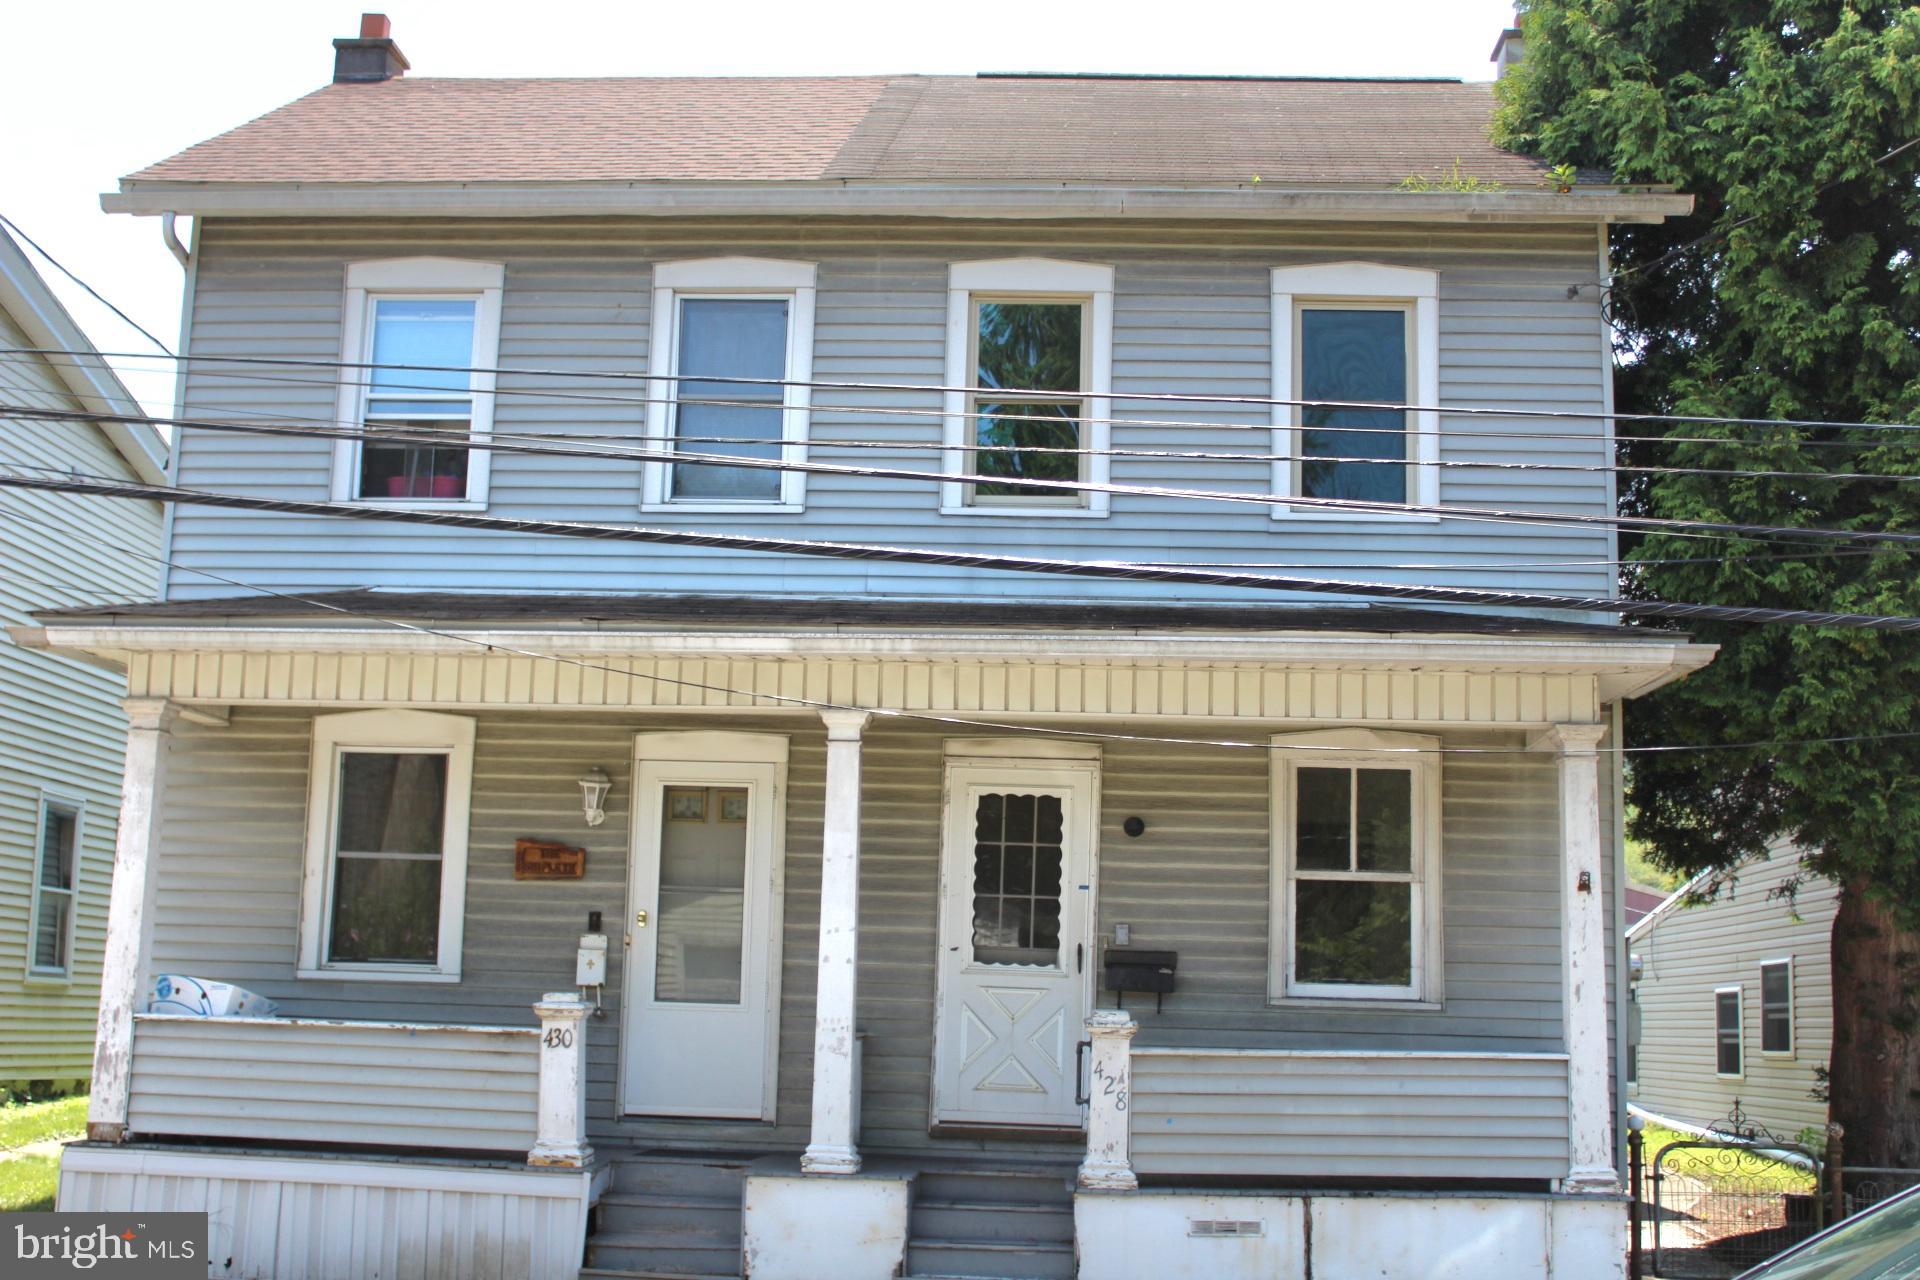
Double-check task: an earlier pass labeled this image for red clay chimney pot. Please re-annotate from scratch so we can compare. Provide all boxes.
[360,13,391,39]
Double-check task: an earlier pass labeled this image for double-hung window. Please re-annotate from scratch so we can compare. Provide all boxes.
[1760,959,1794,1055]
[1271,263,1439,516]
[942,259,1113,515]
[1269,730,1442,1004]
[298,710,475,982]
[332,258,504,508]
[1715,986,1744,1077]
[28,797,82,978]
[642,258,817,512]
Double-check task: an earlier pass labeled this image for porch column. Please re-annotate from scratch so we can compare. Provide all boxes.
[1538,722,1619,1192]
[87,698,177,1143]
[802,709,871,1175]
[1078,1010,1139,1190]
[529,992,593,1168]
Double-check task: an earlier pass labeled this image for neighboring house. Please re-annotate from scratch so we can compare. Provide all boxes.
[0,226,167,1093]
[1624,884,1666,929]
[34,16,1716,1280]
[1628,847,1836,1141]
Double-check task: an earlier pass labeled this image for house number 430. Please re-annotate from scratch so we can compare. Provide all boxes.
[544,1027,574,1050]
[1092,1061,1128,1112]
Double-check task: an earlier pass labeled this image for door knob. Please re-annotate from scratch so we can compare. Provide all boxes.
[635,909,649,927]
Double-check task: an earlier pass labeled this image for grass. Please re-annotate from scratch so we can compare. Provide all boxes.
[0,1095,89,1212]
[1637,1120,1818,1193]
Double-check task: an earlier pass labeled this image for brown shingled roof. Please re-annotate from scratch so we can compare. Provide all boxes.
[125,74,1557,189]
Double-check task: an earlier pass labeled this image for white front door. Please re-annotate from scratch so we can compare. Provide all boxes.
[933,760,1098,1128]
[621,732,786,1119]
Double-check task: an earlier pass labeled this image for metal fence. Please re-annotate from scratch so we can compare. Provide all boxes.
[1844,1166,1920,1216]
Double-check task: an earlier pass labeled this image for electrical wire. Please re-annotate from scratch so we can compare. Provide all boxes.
[5,465,1918,631]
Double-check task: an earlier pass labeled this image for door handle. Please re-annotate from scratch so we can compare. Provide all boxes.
[1077,943,1084,974]
[635,909,649,928]
[1075,1039,1092,1106]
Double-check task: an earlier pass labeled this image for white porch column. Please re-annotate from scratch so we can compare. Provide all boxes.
[1078,1010,1139,1190]
[802,709,870,1175]
[529,993,593,1168]
[87,698,177,1143]
[1537,722,1619,1192]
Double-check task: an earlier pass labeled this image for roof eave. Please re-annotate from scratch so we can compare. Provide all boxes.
[103,180,1693,225]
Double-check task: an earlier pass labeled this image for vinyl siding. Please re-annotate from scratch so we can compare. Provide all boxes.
[164,217,1616,609]
[0,313,163,1082]
[142,707,1586,1179]
[1628,850,1836,1138]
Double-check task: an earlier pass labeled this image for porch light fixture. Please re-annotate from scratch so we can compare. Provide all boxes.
[578,767,612,828]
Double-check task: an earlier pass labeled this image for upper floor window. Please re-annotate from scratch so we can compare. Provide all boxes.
[298,710,475,982]
[942,259,1113,516]
[1268,729,1442,1005]
[29,796,83,978]
[1270,263,1439,518]
[1760,958,1794,1055]
[331,258,504,510]
[643,258,817,513]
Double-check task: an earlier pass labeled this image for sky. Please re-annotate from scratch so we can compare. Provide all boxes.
[0,0,1521,419]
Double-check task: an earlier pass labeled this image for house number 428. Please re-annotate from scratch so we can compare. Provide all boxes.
[1091,1061,1128,1112]
[544,1027,574,1050]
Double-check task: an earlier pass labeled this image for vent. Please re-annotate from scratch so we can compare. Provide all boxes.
[1188,1220,1264,1238]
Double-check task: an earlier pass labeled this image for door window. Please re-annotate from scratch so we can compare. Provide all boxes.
[971,791,1065,966]
[654,786,750,1003]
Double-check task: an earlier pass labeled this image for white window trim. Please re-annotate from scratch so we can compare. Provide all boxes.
[25,793,85,983]
[330,258,505,511]
[1267,728,1443,1007]
[1270,262,1440,522]
[1714,984,1745,1079]
[1759,956,1796,1058]
[298,709,475,983]
[941,258,1114,517]
[641,257,817,514]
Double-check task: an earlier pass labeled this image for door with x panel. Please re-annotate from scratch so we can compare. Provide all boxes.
[933,761,1097,1128]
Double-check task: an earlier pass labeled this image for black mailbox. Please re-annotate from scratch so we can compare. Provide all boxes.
[1103,948,1177,1011]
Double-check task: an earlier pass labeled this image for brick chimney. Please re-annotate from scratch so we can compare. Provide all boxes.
[333,13,410,83]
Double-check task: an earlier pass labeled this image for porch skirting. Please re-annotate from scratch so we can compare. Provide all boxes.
[56,1144,603,1280]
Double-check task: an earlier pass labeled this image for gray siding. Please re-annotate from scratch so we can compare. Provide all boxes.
[127,1015,539,1151]
[1628,850,1835,1137]
[1131,1050,1570,1180]
[165,218,1614,607]
[0,311,163,1082]
[146,707,1578,1175]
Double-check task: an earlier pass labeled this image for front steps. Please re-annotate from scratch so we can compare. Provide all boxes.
[904,1166,1077,1280]
[582,1153,747,1280]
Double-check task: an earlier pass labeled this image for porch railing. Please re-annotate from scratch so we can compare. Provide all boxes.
[126,994,592,1166]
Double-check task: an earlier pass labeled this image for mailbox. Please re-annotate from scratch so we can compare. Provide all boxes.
[1103,948,1177,1011]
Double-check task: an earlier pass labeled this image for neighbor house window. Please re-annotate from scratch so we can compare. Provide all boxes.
[28,797,83,977]
[331,258,504,508]
[1715,986,1743,1077]
[1270,263,1439,516]
[1760,959,1794,1055]
[298,710,475,981]
[642,257,817,512]
[942,259,1113,515]
[1269,729,1442,1004]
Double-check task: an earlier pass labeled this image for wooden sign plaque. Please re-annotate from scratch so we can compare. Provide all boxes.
[515,837,586,881]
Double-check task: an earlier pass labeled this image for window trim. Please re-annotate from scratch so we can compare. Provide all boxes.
[942,258,1114,517]
[641,257,817,514]
[1267,728,1444,1007]
[1759,957,1795,1058]
[25,793,85,982]
[1270,262,1440,521]
[1714,984,1745,1079]
[330,258,505,511]
[298,709,476,982]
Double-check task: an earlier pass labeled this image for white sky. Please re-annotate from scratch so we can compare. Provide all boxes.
[1,0,1519,419]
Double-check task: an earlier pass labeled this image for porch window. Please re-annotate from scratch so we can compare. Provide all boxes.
[1269,729,1442,1005]
[1715,986,1743,1077]
[942,259,1114,516]
[298,710,475,982]
[1270,263,1439,517]
[330,258,504,509]
[642,257,817,512]
[1760,959,1794,1055]
[970,791,1066,967]
[29,797,82,977]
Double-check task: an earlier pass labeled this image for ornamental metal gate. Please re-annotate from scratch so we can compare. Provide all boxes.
[1629,1106,1824,1280]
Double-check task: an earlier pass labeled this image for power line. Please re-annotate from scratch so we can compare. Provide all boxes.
[0,218,174,356]
[5,465,1917,631]
[6,500,1918,760]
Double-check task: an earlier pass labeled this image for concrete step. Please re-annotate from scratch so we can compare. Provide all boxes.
[583,1229,742,1277]
[908,1198,1076,1245]
[597,1191,743,1239]
[903,1237,1076,1280]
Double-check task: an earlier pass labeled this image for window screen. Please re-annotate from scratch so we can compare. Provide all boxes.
[328,751,449,964]
[1297,306,1409,503]
[358,298,477,499]
[1716,989,1743,1076]
[1291,766,1416,989]
[670,298,789,501]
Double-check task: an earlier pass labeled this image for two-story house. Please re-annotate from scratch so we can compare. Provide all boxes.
[34,16,1714,1280]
